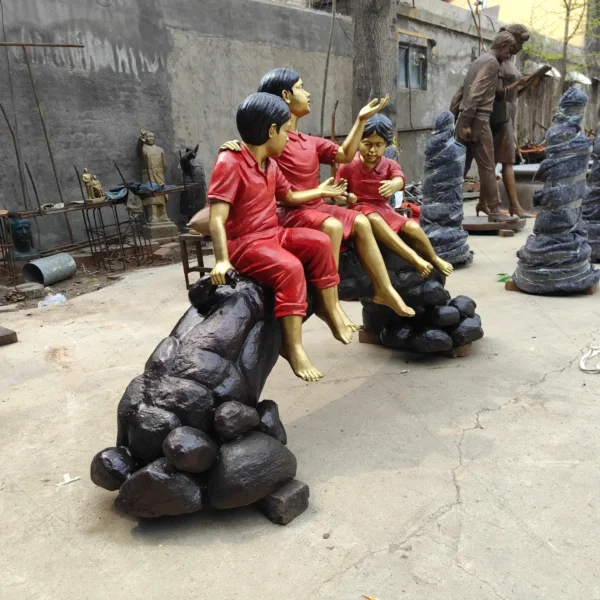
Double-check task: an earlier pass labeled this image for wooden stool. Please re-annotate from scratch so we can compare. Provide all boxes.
[179,233,212,289]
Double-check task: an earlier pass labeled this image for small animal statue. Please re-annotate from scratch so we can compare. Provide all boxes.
[179,144,207,222]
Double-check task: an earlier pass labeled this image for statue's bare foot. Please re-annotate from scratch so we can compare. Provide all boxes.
[280,343,324,382]
[337,302,360,332]
[373,288,415,318]
[414,257,433,278]
[432,257,454,276]
[315,307,354,344]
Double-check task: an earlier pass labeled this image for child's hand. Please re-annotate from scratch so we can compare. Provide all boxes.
[319,177,347,199]
[211,260,235,285]
[220,140,242,152]
[358,95,390,121]
[379,180,396,198]
[346,193,358,206]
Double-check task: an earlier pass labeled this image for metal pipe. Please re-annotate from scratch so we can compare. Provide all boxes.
[0,101,29,209]
[0,42,84,47]
[22,252,76,286]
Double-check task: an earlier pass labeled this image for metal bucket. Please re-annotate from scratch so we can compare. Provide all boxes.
[22,253,77,286]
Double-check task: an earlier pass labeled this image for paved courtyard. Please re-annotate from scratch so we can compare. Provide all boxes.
[2,226,600,600]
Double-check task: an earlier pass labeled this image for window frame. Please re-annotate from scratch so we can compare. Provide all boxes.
[398,43,428,91]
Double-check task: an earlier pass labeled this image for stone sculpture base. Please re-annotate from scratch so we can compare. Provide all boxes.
[90,244,484,523]
[143,220,179,243]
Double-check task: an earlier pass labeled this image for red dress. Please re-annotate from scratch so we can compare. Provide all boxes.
[208,146,339,318]
[275,131,359,241]
[337,153,413,233]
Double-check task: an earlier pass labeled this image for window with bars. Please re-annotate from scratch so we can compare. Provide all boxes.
[398,44,428,90]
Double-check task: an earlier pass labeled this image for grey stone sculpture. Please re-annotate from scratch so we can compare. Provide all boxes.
[420,111,472,266]
[583,126,600,262]
[513,88,600,293]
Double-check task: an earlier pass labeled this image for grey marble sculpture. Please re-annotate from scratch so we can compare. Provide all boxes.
[420,111,472,266]
[513,88,599,294]
[582,126,600,262]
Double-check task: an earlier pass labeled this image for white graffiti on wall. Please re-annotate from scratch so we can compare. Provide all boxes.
[17,28,162,79]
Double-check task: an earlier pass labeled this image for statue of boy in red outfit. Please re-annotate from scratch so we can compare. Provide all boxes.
[207,92,352,382]
[220,68,416,322]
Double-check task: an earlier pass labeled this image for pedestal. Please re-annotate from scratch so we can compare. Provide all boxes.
[142,220,179,244]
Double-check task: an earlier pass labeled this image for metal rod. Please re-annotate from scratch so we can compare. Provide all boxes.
[24,162,42,212]
[74,164,88,202]
[22,47,65,205]
[0,42,84,47]
[0,101,29,209]
[114,160,129,188]
[22,46,74,244]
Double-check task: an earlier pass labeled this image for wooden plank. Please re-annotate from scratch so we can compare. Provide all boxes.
[358,328,381,346]
[463,216,526,233]
[0,326,18,346]
[443,343,472,358]
[505,279,599,295]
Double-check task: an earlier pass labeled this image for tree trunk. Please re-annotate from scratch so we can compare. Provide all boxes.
[352,0,397,130]
[587,0,600,79]
[560,5,571,93]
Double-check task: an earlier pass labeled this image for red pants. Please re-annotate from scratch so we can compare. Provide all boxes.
[228,227,340,318]
[277,200,358,242]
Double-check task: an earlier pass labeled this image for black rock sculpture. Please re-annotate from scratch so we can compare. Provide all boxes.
[583,126,600,262]
[358,246,483,353]
[214,401,260,441]
[162,426,218,473]
[91,242,484,522]
[208,432,297,510]
[513,88,600,293]
[420,111,472,266]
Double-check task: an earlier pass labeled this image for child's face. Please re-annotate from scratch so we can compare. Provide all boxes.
[285,79,311,117]
[359,132,387,166]
[266,120,291,157]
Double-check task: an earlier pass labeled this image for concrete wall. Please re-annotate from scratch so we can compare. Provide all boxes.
[0,0,352,247]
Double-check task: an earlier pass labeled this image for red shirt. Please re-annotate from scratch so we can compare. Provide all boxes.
[275,131,338,207]
[337,153,405,204]
[208,145,291,241]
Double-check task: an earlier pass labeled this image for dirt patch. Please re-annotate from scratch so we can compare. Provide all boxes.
[44,346,71,370]
[0,258,177,312]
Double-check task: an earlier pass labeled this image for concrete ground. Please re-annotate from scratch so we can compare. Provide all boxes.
[2,223,600,600]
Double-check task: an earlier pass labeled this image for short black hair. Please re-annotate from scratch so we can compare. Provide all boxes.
[363,114,394,145]
[258,68,301,98]
[236,92,290,145]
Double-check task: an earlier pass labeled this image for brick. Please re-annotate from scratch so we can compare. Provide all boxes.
[498,229,515,238]
[153,247,175,259]
[0,326,17,346]
[258,479,310,526]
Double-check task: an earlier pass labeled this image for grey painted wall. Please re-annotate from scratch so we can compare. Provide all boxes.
[0,0,352,247]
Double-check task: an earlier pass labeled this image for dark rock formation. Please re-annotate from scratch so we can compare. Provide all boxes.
[420,111,472,266]
[214,401,260,441]
[208,432,297,510]
[90,446,135,492]
[513,88,600,293]
[162,426,218,473]
[91,240,483,522]
[257,400,287,445]
[358,247,483,352]
[116,458,204,518]
[583,126,600,262]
